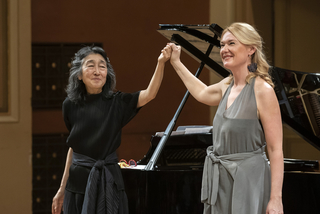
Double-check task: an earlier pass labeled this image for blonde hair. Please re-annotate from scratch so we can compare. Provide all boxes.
[222,22,274,87]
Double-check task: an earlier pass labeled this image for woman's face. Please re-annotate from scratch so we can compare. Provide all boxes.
[79,53,107,94]
[220,31,253,71]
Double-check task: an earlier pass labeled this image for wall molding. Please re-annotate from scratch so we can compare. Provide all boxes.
[0,0,19,122]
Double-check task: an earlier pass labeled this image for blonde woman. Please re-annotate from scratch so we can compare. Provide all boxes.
[169,23,283,214]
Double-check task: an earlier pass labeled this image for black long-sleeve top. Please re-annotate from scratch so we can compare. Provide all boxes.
[63,91,141,194]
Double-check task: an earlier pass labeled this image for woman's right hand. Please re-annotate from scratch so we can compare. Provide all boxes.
[169,43,182,64]
[52,188,65,214]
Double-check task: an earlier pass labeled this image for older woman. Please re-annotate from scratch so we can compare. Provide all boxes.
[52,45,171,214]
[169,23,284,214]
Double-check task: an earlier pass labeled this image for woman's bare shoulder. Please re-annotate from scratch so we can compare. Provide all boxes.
[254,76,274,95]
[254,76,278,112]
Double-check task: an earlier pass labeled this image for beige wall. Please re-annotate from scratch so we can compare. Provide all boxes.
[0,0,32,213]
[274,0,320,160]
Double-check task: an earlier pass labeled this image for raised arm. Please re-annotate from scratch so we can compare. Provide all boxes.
[255,78,284,214]
[137,44,171,108]
[169,43,226,106]
[52,147,73,214]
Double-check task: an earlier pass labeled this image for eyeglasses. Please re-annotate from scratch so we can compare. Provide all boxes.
[119,159,137,168]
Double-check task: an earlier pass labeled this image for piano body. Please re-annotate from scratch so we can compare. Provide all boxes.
[122,24,320,214]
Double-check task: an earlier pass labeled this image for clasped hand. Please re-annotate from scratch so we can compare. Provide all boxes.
[158,43,182,64]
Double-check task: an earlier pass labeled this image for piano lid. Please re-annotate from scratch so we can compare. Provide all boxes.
[158,24,320,151]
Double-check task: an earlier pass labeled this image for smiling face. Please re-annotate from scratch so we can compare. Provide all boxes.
[220,31,255,72]
[79,53,108,94]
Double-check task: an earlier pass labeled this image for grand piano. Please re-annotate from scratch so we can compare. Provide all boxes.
[122,24,320,214]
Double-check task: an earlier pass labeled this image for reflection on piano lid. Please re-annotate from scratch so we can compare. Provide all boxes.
[273,67,320,150]
[158,24,320,151]
[284,158,319,171]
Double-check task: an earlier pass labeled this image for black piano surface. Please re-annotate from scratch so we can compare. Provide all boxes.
[122,24,320,214]
[122,128,211,214]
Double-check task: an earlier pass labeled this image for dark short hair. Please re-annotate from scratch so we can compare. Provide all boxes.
[66,46,116,103]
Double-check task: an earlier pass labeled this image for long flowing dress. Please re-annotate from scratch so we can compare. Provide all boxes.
[201,78,271,214]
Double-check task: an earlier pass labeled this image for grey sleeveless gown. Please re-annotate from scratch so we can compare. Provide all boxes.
[201,78,271,214]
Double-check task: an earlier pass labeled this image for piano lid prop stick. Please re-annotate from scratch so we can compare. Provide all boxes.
[144,41,214,171]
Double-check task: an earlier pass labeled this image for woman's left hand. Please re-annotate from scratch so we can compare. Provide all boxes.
[266,197,283,214]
